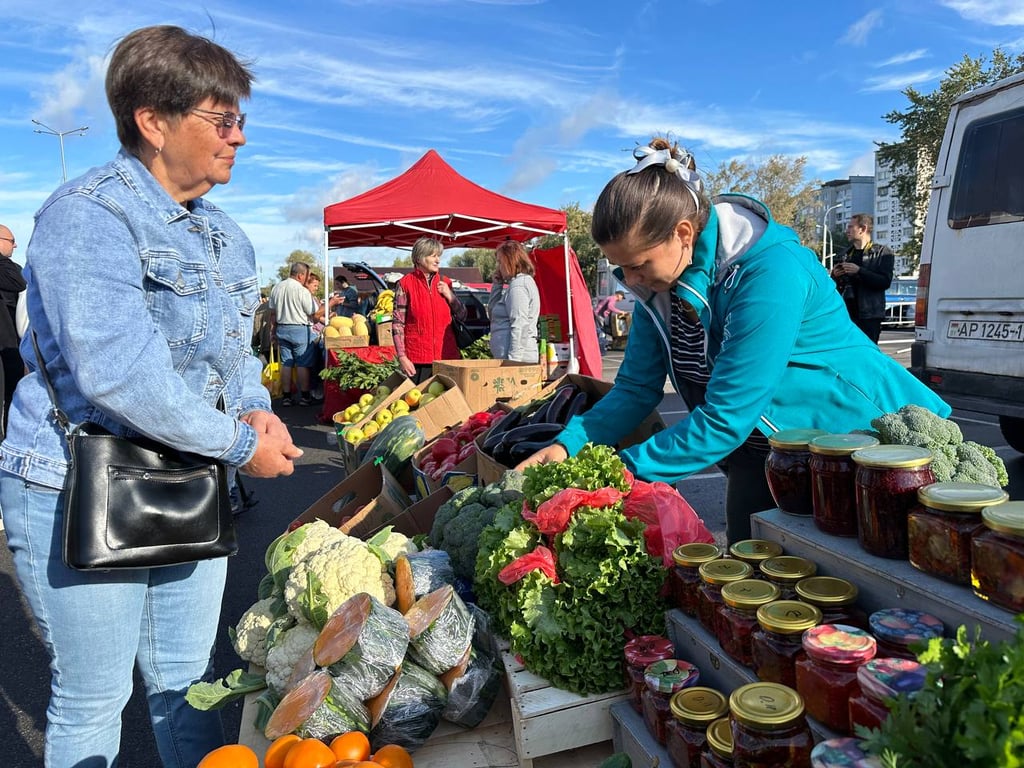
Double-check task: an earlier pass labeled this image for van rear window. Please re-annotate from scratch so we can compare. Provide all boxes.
[948,105,1024,229]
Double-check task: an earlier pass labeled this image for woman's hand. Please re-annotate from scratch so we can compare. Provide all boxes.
[240,410,303,477]
[398,354,417,377]
[514,442,568,472]
[437,280,454,302]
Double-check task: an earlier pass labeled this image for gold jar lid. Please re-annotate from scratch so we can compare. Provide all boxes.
[768,428,829,450]
[851,444,933,469]
[721,579,781,610]
[699,558,753,585]
[673,542,723,568]
[729,539,784,563]
[756,600,823,633]
[982,501,1024,536]
[759,555,817,584]
[809,433,880,456]
[729,682,805,728]
[917,482,1009,513]
[795,576,859,607]
[705,716,733,757]
[669,686,729,725]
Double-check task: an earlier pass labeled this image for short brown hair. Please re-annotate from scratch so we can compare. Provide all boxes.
[849,213,874,233]
[496,240,534,277]
[106,25,254,155]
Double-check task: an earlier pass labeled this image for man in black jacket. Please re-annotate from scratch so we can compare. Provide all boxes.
[831,213,894,343]
[0,224,26,433]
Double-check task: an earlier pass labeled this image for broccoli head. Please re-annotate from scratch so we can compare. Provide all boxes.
[429,486,482,550]
[950,441,1008,487]
[871,404,961,449]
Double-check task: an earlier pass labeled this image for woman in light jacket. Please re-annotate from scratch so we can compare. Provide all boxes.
[488,240,540,363]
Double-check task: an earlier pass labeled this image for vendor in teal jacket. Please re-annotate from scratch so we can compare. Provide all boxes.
[518,138,950,542]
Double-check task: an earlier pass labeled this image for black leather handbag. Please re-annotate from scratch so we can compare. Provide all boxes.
[31,334,236,570]
[452,316,476,349]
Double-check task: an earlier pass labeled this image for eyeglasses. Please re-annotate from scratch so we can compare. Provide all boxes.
[190,108,246,132]
[0,237,15,245]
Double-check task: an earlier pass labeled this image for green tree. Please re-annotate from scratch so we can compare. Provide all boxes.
[536,202,601,290]
[391,253,413,268]
[448,248,497,281]
[276,249,321,282]
[704,156,821,247]
[878,48,1024,271]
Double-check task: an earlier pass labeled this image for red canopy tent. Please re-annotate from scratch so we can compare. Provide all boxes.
[531,245,602,378]
[322,150,589,372]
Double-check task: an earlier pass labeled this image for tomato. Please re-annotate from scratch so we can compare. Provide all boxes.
[265,734,302,768]
[329,731,371,762]
[371,744,414,768]
[198,744,259,768]
[283,738,337,768]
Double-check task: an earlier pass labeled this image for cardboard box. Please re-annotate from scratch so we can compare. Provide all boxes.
[325,333,370,351]
[388,485,455,538]
[411,439,478,498]
[332,372,414,473]
[475,430,510,486]
[408,374,473,442]
[287,461,412,539]
[375,321,394,347]
[431,359,545,413]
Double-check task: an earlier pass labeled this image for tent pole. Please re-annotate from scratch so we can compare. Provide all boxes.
[323,228,330,373]
[564,234,579,374]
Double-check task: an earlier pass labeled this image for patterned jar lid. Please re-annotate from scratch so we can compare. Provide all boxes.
[802,624,877,665]
[868,608,945,646]
[811,737,882,767]
[856,657,926,702]
[644,659,700,694]
[623,635,675,669]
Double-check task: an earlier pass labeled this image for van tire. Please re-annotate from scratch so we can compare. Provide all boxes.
[999,416,1024,453]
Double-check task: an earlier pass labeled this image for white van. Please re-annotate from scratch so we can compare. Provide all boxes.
[911,71,1024,452]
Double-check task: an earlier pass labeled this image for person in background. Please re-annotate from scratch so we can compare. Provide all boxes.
[0,26,302,767]
[831,213,894,344]
[250,292,272,362]
[488,240,540,363]
[332,275,359,318]
[0,224,25,432]
[304,273,341,396]
[268,262,320,406]
[594,289,628,352]
[517,137,949,544]
[393,236,466,383]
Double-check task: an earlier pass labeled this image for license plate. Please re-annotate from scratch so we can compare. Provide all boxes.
[947,319,1024,342]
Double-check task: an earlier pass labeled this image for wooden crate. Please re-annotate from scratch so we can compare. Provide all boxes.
[500,646,628,768]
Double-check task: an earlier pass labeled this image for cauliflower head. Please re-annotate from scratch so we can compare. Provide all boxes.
[284,535,394,626]
[377,531,419,563]
[266,519,350,590]
[264,621,319,695]
[231,596,288,668]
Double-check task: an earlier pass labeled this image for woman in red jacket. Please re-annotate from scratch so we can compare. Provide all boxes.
[393,236,466,382]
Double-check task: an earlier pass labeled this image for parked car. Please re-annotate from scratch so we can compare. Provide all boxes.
[452,283,491,341]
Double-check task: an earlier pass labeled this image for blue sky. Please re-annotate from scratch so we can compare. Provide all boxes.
[1,0,1022,282]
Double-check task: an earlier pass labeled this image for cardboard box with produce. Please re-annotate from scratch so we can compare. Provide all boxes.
[323,312,372,350]
[431,358,545,413]
[410,409,505,497]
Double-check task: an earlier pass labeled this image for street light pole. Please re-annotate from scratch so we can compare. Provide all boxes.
[821,203,842,270]
[31,119,89,183]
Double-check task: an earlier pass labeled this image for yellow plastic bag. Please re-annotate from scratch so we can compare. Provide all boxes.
[261,345,283,398]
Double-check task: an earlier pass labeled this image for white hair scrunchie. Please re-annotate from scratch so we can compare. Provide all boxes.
[628,144,704,211]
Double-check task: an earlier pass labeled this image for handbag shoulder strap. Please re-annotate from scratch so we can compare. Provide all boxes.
[29,330,71,436]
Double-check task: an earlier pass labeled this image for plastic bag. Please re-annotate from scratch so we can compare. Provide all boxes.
[498,545,559,585]
[441,605,503,727]
[623,480,714,566]
[369,660,448,752]
[261,344,283,398]
[522,486,626,535]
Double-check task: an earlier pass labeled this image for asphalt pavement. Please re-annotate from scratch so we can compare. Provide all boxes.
[2,329,1022,766]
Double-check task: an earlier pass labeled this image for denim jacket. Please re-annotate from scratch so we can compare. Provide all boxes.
[0,149,268,490]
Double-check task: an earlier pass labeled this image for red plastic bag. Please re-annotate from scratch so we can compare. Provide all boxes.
[498,546,560,585]
[522,486,626,536]
[623,480,714,566]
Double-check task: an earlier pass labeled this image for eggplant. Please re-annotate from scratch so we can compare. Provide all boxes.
[507,434,563,464]
[544,384,578,425]
[481,408,524,453]
[561,389,590,424]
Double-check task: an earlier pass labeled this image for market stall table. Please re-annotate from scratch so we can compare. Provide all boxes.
[319,345,397,423]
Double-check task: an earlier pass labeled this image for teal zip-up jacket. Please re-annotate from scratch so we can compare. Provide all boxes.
[558,195,950,484]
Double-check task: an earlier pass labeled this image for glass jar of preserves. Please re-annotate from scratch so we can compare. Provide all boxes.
[698,559,753,637]
[728,539,783,575]
[795,576,869,630]
[666,687,729,768]
[852,445,935,559]
[641,659,700,745]
[909,482,1006,585]
[718,579,781,668]
[672,543,724,617]
[971,501,1024,612]
[759,555,817,600]
[868,609,944,661]
[623,635,675,714]
[811,737,882,768]
[809,434,880,537]
[848,657,925,733]
[701,717,735,768]
[729,682,814,768]
[751,600,822,688]
[795,624,877,734]
[766,428,828,516]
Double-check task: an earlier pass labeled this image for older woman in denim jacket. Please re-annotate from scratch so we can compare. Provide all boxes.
[0,26,302,767]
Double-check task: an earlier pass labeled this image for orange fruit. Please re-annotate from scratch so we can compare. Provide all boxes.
[265,734,302,768]
[330,731,372,762]
[283,737,337,768]
[371,744,414,768]
[198,744,259,768]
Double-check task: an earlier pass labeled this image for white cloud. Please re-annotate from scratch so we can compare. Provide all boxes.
[862,68,946,92]
[940,0,1024,26]
[840,9,883,46]
[877,49,929,67]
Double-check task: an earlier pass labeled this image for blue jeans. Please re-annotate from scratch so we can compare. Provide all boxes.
[275,324,316,368]
[0,474,228,767]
